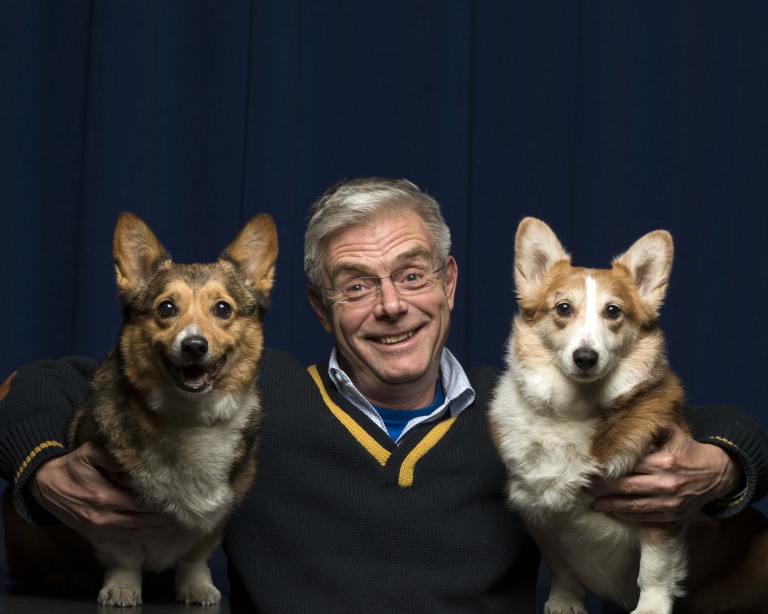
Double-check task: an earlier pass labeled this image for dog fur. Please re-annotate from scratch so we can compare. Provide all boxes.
[488,217,768,613]
[4,211,277,606]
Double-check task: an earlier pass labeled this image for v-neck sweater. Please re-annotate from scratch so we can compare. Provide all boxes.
[224,349,539,613]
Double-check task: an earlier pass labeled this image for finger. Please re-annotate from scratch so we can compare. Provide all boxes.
[78,440,124,474]
[590,474,663,497]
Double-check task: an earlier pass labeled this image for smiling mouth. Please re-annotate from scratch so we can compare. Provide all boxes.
[376,331,415,345]
[163,356,226,393]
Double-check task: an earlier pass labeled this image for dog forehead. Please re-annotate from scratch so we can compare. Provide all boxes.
[140,263,250,305]
[591,267,638,303]
[543,263,589,298]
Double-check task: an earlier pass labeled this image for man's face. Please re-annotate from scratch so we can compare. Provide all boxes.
[308,210,457,407]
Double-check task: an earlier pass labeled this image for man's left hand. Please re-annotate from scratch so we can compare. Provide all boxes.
[589,423,744,522]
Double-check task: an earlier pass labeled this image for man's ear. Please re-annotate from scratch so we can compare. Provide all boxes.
[442,256,458,310]
[307,285,333,333]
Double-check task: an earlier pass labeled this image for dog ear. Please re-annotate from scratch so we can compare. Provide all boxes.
[113,212,170,297]
[613,230,673,312]
[220,213,278,296]
[514,217,570,298]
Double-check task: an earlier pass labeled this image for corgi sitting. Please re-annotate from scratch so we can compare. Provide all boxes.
[489,217,768,613]
[4,212,277,606]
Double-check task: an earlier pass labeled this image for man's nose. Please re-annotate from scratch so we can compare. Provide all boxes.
[374,278,406,317]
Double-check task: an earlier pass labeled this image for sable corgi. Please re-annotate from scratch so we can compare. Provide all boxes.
[488,217,768,613]
[4,212,277,606]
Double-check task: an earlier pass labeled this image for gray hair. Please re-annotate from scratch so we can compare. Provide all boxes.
[303,177,452,288]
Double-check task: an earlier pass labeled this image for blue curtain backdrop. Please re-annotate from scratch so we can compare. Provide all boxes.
[2,1,768,428]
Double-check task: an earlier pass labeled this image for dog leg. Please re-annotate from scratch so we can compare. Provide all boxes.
[174,533,221,605]
[544,571,588,614]
[631,528,686,614]
[537,537,588,614]
[94,540,144,606]
[175,560,220,605]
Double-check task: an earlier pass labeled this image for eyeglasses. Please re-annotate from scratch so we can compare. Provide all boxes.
[323,265,445,304]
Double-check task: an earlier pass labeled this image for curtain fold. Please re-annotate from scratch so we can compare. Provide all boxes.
[2,0,767,421]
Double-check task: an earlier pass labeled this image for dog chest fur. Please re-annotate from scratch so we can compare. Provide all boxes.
[125,400,254,532]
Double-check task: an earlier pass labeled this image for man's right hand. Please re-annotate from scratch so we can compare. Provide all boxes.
[29,441,175,541]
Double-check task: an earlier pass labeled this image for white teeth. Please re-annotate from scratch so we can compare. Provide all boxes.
[378,331,414,344]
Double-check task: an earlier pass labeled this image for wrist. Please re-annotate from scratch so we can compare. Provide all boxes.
[709,444,747,501]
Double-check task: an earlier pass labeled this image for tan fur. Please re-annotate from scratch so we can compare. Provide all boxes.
[5,212,278,606]
[490,217,768,613]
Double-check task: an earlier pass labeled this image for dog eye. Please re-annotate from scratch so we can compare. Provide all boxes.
[213,301,233,319]
[605,304,622,319]
[555,302,572,317]
[157,300,176,318]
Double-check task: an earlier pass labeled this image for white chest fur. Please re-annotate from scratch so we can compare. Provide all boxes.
[129,390,254,533]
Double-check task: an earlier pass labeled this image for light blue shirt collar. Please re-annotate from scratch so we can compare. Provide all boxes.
[327,346,476,443]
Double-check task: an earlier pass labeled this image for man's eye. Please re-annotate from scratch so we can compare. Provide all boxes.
[403,271,423,283]
[345,282,366,294]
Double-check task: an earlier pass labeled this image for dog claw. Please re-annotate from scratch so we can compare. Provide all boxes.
[97,584,142,607]
[543,596,588,614]
[177,583,222,606]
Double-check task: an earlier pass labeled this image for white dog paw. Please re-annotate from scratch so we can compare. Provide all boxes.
[97,584,142,607]
[177,582,222,606]
[631,608,673,614]
[544,596,588,614]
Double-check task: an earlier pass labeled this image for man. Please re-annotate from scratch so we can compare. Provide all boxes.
[2,177,767,612]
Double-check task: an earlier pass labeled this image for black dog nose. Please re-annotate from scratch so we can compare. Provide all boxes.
[573,348,598,370]
[181,335,209,358]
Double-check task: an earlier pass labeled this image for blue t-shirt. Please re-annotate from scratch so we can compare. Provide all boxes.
[373,382,446,441]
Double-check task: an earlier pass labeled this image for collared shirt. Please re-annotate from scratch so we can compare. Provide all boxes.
[327,346,476,443]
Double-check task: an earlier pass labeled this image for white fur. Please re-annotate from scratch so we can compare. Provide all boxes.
[130,394,254,531]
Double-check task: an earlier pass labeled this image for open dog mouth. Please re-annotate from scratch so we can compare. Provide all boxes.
[164,356,226,393]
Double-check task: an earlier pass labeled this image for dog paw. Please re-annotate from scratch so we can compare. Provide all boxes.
[97,584,142,607]
[544,596,588,614]
[177,582,222,606]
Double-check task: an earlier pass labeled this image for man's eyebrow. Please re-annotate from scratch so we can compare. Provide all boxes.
[329,262,371,280]
[395,247,433,264]
[328,247,434,280]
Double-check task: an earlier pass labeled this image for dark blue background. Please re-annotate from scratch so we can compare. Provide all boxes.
[2,2,767,459]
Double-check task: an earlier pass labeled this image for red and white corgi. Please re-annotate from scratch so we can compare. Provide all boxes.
[489,217,768,613]
[4,212,277,606]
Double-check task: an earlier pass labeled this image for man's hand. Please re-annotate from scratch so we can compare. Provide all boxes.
[29,441,175,540]
[589,423,744,522]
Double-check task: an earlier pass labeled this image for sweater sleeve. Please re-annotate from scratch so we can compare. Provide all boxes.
[0,356,96,523]
[684,403,768,518]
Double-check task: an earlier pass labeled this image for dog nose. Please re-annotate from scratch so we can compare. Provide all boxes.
[181,335,209,358]
[573,348,598,370]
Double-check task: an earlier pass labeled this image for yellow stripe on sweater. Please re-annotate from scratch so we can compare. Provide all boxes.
[15,440,66,483]
[398,416,457,487]
[307,365,391,466]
